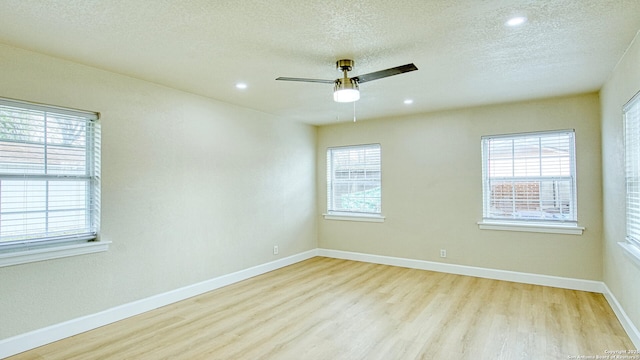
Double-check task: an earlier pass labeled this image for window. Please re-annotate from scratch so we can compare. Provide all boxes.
[624,91,640,257]
[325,144,383,221]
[0,97,104,266]
[480,130,582,234]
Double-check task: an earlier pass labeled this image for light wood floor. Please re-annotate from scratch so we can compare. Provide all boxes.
[9,257,635,360]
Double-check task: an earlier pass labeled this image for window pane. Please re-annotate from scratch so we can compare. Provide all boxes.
[0,98,99,245]
[0,108,46,176]
[487,179,574,221]
[482,131,577,223]
[327,144,381,214]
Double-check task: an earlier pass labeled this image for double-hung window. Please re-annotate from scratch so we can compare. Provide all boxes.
[480,130,582,234]
[0,97,103,266]
[325,144,383,222]
[623,91,640,262]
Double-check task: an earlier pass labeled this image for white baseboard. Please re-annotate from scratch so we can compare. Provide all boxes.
[318,248,640,349]
[602,284,640,349]
[3,248,639,358]
[0,249,318,359]
[317,248,605,292]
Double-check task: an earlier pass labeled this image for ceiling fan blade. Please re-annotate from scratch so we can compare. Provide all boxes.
[352,63,418,83]
[276,77,335,84]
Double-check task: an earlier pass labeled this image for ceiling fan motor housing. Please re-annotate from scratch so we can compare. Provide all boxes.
[334,59,360,102]
[336,59,354,72]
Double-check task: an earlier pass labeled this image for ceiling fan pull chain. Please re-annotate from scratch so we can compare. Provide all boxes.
[353,101,357,122]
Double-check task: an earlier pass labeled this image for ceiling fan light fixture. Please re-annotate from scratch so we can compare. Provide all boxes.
[333,79,360,103]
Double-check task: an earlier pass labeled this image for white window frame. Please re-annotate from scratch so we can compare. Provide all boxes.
[324,144,384,222]
[478,130,584,235]
[621,91,640,267]
[0,97,108,267]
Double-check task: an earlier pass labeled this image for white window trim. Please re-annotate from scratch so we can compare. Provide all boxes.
[477,220,584,235]
[619,241,640,270]
[622,90,640,266]
[0,97,103,265]
[326,143,382,218]
[323,212,386,223]
[480,129,582,234]
[0,240,110,267]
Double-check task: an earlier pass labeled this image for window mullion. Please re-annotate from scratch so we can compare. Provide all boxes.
[44,112,49,236]
[85,120,92,232]
[511,140,516,216]
[538,137,542,211]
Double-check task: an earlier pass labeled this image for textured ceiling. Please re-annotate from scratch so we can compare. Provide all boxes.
[0,0,639,125]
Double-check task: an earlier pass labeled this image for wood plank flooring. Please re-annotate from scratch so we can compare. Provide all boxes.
[8,257,636,359]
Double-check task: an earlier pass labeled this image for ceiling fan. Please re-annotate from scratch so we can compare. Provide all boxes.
[276,59,418,103]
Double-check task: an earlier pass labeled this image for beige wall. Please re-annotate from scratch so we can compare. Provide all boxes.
[601,31,640,336]
[0,44,317,339]
[4,31,636,342]
[317,94,603,280]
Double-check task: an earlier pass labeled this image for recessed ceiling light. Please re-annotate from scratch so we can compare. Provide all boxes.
[506,16,527,27]
[404,99,414,105]
[235,82,248,89]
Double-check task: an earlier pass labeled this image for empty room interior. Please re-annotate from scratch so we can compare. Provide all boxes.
[2,1,640,359]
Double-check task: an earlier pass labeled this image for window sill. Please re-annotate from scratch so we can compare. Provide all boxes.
[323,213,385,223]
[0,240,111,267]
[619,241,640,270]
[477,221,584,235]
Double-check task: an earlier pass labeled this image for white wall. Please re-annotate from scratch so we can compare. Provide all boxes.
[317,94,603,280]
[0,44,317,339]
[601,31,640,338]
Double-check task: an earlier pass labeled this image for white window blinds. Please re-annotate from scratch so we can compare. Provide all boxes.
[0,98,100,249]
[327,144,381,214]
[481,130,577,224]
[625,92,640,248]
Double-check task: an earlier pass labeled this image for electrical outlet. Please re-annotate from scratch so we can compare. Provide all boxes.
[440,249,447,258]
[273,245,279,255]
